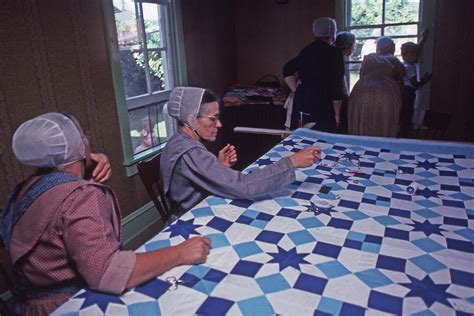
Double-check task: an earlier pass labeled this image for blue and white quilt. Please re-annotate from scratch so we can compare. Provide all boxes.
[54,129,474,315]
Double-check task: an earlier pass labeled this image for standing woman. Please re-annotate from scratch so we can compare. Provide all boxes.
[348,36,405,137]
[334,31,356,134]
[283,17,344,132]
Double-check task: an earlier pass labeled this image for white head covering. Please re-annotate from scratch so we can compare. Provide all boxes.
[12,112,86,168]
[167,87,205,129]
[312,17,337,39]
[376,36,395,55]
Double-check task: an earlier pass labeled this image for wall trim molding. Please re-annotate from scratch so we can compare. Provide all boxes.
[122,201,161,249]
[1,290,12,304]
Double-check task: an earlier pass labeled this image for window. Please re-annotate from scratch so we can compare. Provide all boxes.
[113,0,177,158]
[345,0,421,90]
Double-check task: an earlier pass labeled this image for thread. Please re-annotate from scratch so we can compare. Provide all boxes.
[407,182,419,195]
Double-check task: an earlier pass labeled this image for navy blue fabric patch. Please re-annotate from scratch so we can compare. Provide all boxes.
[277,208,301,219]
[376,255,406,272]
[292,191,313,200]
[343,239,362,250]
[443,217,468,227]
[256,230,284,243]
[384,228,410,241]
[207,217,233,232]
[446,238,473,253]
[340,302,365,316]
[230,199,254,208]
[389,208,411,219]
[196,297,234,315]
[368,291,402,314]
[313,242,341,259]
[450,269,474,288]
[338,200,360,209]
[294,273,327,295]
[230,260,262,278]
[328,218,353,230]
[134,279,170,299]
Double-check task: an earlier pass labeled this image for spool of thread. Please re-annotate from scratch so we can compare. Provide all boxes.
[407,182,419,195]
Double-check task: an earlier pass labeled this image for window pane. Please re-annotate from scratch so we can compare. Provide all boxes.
[385,0,420,24]
[114,0,147,98]
[148,50,166,92]
[350,0,383,26]
[142,2,163,49]
[351,27,381,39]
[350,38,377,62]
[114,0,141,50]
[120,50,147,98]
[129,103,168,154]
[384,24,418,37]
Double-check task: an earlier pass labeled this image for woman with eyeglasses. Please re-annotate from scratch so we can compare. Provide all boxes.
[161,87,322,220]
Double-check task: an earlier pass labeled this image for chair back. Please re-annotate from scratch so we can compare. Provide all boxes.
[137,153,171,222]
[419,110,452,140]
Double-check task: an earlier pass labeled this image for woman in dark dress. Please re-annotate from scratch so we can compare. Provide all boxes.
[283,17,344,133]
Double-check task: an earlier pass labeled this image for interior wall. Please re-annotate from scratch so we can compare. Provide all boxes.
[0,0,150,217]
[430,0,474,141]
[181,0,237,97]
[234,0,335,84]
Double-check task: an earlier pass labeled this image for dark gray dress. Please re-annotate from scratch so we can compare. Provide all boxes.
[161,132,296,215]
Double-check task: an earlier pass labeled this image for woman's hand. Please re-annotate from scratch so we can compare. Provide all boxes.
[176,236,211,265]
[89,153,112,183]
[218,144,238,167]
[289,146,321,168]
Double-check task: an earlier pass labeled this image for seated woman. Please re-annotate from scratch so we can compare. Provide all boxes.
[0,112,211,315]
[161,87,321,217]
[348,36,405,137]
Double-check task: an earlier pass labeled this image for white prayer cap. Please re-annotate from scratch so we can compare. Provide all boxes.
[376,36,395,55]
[12,112,86,168]
[312,17,337,39]
[167,87,205,129]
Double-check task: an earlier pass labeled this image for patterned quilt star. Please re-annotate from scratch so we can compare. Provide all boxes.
[415,159,439,171]
[400,275,457,307]
[307,201,336,216]
[267,246,310,271]
[164,219,201,238]
[76,290,125,313]
[327,173,350,183]
[408,220,446,237]
[416,187,442,199]
[341,152,362,162]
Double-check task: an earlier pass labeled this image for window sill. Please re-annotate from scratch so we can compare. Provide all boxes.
[123,142,167,177]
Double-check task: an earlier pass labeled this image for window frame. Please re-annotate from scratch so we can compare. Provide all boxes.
[102,0,187,176]
[341,0,421,91]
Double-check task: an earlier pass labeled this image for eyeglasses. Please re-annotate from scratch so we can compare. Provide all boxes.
[197,114,220,126]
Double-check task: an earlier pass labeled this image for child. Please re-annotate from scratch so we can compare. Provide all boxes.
[399,30,432,138]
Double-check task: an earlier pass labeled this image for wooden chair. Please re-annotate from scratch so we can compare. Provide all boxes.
[418,110,452,140]
[137,153,171,222]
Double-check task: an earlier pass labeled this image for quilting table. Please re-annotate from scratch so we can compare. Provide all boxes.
[54,129,474,315]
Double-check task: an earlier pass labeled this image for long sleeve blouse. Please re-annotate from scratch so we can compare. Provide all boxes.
[161,132,296,213]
